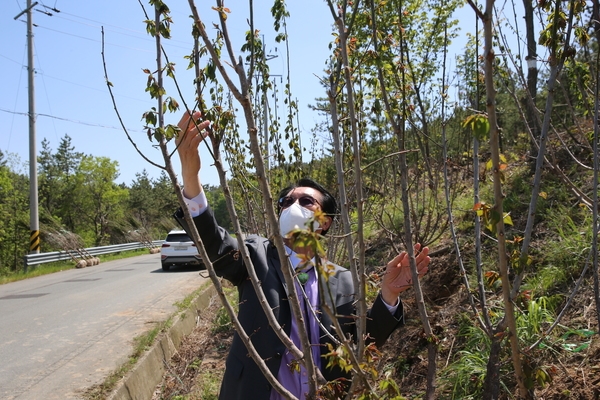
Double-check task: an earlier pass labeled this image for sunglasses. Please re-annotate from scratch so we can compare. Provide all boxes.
[278,194,321,210]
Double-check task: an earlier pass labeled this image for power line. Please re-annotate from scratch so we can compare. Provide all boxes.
[34,21,192,52]
[33,23,157,54]
[2,51,155,104]
[0,107,143,132]
[33,38,60,145]
[32,72,154,104]
[40,3,60,14]
[5,45,27,153]
[59,10,149,35]
[16,9,194,52]
[0,53,25,66]
[56,8,195,49]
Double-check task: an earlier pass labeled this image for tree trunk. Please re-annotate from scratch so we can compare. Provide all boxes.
[482,336,502,400]
[522,0,539,170]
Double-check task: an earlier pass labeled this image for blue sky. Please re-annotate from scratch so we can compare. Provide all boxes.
[2,1,500,188]
[2,0,336,186]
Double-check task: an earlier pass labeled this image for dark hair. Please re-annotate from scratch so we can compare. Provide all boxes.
[277,178,338,235]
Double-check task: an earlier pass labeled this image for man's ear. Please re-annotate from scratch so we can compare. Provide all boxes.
[320,216,333,232]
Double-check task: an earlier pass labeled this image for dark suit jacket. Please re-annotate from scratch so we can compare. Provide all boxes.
[175,206,404,400]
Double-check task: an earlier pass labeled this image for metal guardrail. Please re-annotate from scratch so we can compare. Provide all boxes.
[23,240,164,267]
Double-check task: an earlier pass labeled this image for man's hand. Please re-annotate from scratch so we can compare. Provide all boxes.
[380,243,430,306]
[176,110,211,198]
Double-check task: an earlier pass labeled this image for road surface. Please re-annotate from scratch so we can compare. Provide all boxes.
[0,253,208,399]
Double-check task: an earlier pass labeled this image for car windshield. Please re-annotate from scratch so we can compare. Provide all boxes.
[166,233,192,242]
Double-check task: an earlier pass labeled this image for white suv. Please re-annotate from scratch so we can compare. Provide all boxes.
[160,230,203,271]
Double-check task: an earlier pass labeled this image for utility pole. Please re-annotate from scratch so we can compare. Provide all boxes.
[15,0,40,254]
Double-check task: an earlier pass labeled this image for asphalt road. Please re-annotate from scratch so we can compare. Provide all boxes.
[0,253,208,400]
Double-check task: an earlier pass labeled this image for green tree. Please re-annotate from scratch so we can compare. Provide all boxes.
[73,156,128,246]
[0,152,29,272]
[129,169,156,231]
[37,138,62,215]
[152,171,179,234]
[54,135,84,231]
[204,185,232,232]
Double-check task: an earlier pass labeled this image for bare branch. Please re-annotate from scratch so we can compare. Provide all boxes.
[101,27,165,171]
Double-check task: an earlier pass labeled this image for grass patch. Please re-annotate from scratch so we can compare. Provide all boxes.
[195,370,223,400]
[175,282,213,314]
[0,248,152,285]
[0,261,76,284]
[212,285,237,334]
[439,315,493,399]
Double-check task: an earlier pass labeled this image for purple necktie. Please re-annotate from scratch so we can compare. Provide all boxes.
[270,265,321,400]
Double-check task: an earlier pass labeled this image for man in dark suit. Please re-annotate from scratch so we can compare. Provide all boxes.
[174,111,431,400]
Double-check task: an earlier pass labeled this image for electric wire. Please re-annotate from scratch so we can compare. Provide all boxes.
[0,107,143,132]
[34,38,60,144]
[33,72,153,104]
[0,53,24,66]
[14,6,193,53]
[6,3,162,145]
[46,9,192,51]
[33,23,156,54]
[5,44,27,153]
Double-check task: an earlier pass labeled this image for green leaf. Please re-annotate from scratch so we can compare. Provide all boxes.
[144,19,156,36]
[154,126,165,141]
[462,114,489,141]
[473,116,490,140]
[205,62,216,80]
[143,110,157,126]
[164,124,180,140]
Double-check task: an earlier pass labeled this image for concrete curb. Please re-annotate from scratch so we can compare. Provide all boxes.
[108,284,217,400]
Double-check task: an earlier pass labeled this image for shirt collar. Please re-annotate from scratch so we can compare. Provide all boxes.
[284,245,315,271]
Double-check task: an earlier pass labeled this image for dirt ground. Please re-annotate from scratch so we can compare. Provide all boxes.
[151,245,600,399]
[151,293,231,400]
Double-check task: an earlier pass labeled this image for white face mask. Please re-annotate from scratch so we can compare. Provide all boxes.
[279,202,320,237]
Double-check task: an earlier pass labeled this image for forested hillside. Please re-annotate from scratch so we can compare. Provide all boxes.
[4,0,600,398]
[0,141,233,273]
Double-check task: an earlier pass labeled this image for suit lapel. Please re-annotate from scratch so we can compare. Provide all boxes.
[319,262,338,333]
[270,243,289,296]
[270,247,340,336]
